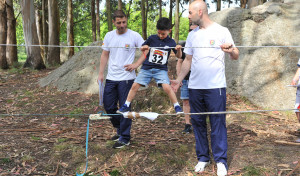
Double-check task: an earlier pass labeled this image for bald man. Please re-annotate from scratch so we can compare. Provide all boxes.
[171,1,239,175]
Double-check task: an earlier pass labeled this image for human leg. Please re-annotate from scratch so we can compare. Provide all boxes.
[189,89,210,162]
[103,80,122,135]
[118,82,141,113]
[117,79,134,144]
[204,88,228,169]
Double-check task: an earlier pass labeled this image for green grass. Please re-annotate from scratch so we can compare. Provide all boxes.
[0,158,12,164]
[31,135,41,141]
[243,165,266,176]
[109,169,121,176]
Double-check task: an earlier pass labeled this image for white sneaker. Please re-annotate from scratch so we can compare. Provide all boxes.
[217,162,227,176]
[194,161,209,172]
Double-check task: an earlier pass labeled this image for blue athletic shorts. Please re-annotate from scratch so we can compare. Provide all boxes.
[180,79,189,100]
[135,68,170,87]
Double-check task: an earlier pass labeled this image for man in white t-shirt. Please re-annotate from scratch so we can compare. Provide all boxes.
[98,10,144,149]
[171,1,239,176]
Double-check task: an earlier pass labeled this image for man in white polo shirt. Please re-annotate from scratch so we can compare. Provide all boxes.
[98,10,144,149]
[171,1,239,176]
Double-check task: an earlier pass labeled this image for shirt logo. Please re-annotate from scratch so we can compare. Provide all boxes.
[125,44,130,51]
[210,40,215,46]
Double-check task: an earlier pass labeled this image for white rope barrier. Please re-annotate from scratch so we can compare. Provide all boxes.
[0,43,300,48]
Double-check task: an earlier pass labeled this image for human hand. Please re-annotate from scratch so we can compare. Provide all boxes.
[175,45,182,51]
[170,79,181,92]
[97,73,104,84]
[291,79,298,86]
[141,45,150,52]
[220,43,233,53]
[124,63,138,72]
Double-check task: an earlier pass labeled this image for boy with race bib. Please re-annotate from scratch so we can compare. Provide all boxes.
[118,17,183,114]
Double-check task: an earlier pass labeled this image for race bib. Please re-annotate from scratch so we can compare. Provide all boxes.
[148,48,168,65]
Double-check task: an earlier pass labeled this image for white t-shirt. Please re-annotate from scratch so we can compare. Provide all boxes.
[102,29,144,81]
[184,23,235,89]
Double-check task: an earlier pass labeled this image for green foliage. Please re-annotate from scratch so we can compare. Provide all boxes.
[109,169,121,176]
[243,165,266,176]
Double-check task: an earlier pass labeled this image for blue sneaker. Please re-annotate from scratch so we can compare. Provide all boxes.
[175,105,184,115]
[117,104,130,113]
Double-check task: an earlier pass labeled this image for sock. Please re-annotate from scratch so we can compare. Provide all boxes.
[125,101,131,107]
[173,102,180,108]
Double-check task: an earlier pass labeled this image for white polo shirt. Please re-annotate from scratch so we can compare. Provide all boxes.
[102,29,144,81]
[184,23,235,89]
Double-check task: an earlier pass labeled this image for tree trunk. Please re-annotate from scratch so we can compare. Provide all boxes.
[141,0,147,39]
[175,0,179,43]
[47,0,60,66]
[6,0,17,66]
[0,0,8,69]
[159,0,162,18]
[240,0,247,8]
[118,0,122,10]
[217,0,221,11]
[21,0,45,69]
[35,9,43,50]
[91,0,96,41]
[42,0,48,61]
[169,0,173,38]
[67,0,74,58]
[247,0,264,9]
[96,0,100,41]
[106,0,112,31]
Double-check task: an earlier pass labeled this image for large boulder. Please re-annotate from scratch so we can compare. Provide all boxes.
[210,0,300,109]
[39,41,142,94]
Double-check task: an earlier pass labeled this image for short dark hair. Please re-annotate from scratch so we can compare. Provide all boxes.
[156,17,172,30]
[112,10,127,20]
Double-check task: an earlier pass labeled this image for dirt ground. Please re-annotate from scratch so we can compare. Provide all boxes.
[0,68,300,176]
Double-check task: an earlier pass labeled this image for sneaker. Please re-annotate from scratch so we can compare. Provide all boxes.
[112,140,130,149]
[117,104,130,113]
[175,105,184,115]
[217,162,227,176]
[182,124,192,134]
[195,161,210,172]
[111,134,120,141]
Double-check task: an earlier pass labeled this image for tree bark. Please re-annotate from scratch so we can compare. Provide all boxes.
[42,0,48,61]
[169,0,173,38]
[118,0,122,10]
[159,0,162,18]
[247,0,265,9]
[47,0,60,66]
[91,0,96,41]
[0,0,8,69]
[240,0,247,8]
[21,0,45,69]
[175,0,179,43]
[106,0,112,31]
[217,0,221,11]
[141,0,147,39]
[35,9,43,49]
[67,0,74,58]
[96,0,100,41]
[6,0,17,66]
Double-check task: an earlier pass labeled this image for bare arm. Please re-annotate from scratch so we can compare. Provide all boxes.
[176,58,183,76]
[220,43,239,60]
[175,45,182,59]
[291,68,300,85]
[171,54,192,92]
[98,50,110,83]
[124,46,149,72]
